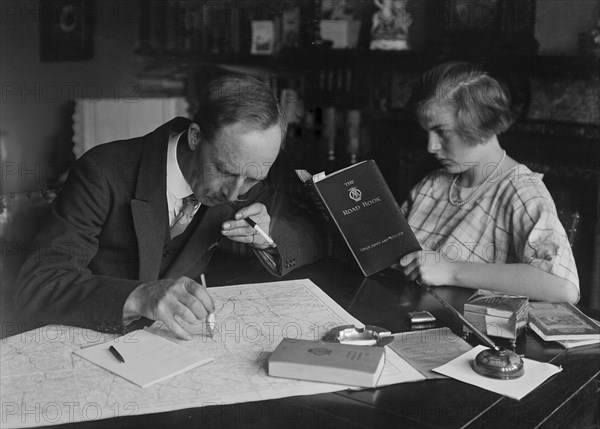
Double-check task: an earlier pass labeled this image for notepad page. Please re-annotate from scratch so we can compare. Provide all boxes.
[74,330,213,388]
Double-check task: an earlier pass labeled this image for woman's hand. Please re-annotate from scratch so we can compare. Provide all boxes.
[398,250,457,286]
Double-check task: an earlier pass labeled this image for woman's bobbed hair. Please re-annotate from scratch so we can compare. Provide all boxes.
[409,62,514,145]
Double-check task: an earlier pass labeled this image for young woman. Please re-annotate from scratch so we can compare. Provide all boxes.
[398,62,579,303]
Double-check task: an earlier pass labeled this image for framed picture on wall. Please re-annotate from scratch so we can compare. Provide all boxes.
[39,0,95,61]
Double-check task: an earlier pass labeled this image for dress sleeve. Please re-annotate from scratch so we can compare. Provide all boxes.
[509,182,580,290]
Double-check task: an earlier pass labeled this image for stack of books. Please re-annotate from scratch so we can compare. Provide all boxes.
[463,290,529,343]
[528,302,600,349]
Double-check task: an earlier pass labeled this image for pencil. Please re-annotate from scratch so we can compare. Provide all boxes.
[201,274,215,338]
[109,345,125,363]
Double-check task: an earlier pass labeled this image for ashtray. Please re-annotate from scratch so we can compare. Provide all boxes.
[322,325,394,347]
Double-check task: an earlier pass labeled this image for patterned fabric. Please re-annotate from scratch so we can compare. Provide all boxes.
[401,164,579,289]
[170,194,199,238]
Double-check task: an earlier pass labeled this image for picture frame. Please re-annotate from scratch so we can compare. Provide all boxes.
[251,20,275,55]
[39,0,95,61]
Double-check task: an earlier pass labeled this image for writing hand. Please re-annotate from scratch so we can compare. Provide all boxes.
[123,277,214,340]
[221,202,274,249]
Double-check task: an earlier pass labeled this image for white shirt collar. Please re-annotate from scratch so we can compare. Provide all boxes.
[167,131,193,199]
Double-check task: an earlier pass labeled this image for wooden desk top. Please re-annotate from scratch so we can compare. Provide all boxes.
[5,257,600,428]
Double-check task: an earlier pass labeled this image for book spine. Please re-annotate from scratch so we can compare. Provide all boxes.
[303,181,332,224]
[528,318,550,341]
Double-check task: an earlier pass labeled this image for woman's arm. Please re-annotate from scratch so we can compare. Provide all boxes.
[400,251,580,303]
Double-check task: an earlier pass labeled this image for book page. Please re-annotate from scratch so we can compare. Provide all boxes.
[320,160,367,180]
[73,330,214,388]
[388,328,473,379]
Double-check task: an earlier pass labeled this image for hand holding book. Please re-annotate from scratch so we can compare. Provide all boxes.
[296,160,420,276]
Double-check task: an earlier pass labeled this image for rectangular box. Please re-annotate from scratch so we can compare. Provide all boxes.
[319,20,361,49]
[463,290,528,342]
[268,338,385,388]
[464,311,528,341]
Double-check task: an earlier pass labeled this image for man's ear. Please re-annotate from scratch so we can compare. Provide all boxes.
[187,123,201,150]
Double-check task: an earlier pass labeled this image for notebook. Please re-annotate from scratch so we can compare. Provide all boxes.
[74,330,213,388]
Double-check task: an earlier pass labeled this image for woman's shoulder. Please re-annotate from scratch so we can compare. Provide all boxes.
[499,163,556,211]
[504,164,548,194]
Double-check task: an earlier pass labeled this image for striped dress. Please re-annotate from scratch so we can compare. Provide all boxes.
[401,164,579,289]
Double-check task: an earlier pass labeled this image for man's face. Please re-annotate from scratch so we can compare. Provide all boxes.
[184,122,281,206]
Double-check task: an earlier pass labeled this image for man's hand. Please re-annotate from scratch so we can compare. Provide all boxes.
[123,277,214,340]
[221,202,274,249]
[397,250,457,286]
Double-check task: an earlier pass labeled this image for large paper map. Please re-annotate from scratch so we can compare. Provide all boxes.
[1,279,424,428]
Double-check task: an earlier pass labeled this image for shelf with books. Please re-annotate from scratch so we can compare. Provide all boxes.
[134,1,600,186]
[138,0,318,57]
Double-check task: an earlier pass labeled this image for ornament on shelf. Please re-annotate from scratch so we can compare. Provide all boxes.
[369,0,412,51]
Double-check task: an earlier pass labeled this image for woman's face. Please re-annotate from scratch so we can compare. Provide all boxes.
[418,103,479,175]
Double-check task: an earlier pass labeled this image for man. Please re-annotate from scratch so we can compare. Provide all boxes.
[15,75,324,339]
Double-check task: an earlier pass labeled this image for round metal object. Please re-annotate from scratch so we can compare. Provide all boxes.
[322,325,394,347]
[473,347,525,379]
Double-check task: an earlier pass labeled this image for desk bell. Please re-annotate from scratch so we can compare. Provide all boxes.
[422,284,524,380]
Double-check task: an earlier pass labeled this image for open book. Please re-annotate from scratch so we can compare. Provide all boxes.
[296,160,421,276]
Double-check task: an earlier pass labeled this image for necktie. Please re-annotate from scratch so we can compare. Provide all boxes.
[170,194,198,239]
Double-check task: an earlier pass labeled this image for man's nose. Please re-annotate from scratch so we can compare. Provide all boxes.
[427,133,441,153]
[225,176,245,202]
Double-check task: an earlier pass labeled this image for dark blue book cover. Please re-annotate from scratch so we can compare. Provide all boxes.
[303,160,421,276]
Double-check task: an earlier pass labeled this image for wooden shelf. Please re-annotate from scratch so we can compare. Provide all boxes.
[140,48,600,80]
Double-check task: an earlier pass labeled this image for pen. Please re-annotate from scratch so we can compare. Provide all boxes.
[228,203,277,247]
[244,217,277,247]
[109,345,125,363]
[201,274,215,338]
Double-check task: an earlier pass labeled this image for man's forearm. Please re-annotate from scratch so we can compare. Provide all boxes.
[16,263,142,333]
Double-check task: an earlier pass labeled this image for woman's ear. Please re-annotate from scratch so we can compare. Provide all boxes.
[187,123,201,150]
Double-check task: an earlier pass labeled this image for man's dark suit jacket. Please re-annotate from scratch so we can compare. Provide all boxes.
[15,118,324,333]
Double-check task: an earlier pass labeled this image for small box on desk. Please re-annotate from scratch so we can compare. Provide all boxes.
[463,290,529,344]
[319,20,361,49]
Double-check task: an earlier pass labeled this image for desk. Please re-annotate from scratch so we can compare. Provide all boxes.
[3,257,599,428]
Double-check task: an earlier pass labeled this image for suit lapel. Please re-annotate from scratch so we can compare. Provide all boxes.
[131,199,165,282]
[162,204,230,279]
[131,118,191,281]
